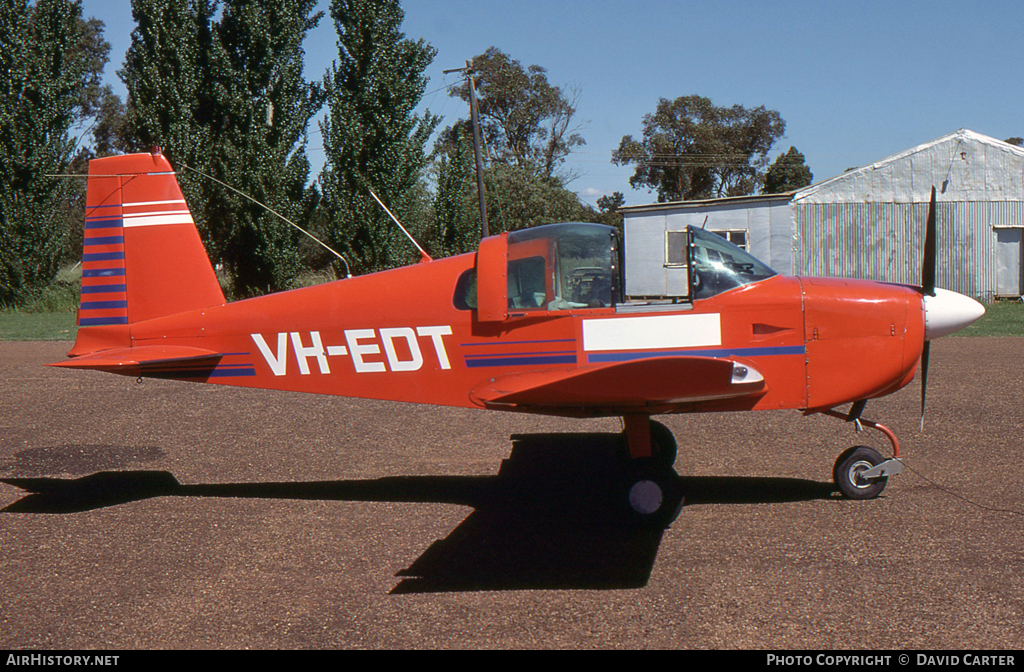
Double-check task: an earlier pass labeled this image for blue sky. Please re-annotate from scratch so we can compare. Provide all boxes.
[82,0,1024,207]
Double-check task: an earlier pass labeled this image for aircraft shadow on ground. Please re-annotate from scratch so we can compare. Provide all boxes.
[1,433,836,593]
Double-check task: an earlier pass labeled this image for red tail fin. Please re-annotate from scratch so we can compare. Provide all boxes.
[78,152,225,328]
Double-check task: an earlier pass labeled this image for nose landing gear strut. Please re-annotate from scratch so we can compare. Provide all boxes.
[820,408,905,500]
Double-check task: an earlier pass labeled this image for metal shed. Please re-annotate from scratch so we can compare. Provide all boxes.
[620,129,1024,301]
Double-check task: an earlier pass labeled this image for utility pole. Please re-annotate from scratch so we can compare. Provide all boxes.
[443,61,489,238]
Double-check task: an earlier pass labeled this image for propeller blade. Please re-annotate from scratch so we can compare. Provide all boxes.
[919,187,936,429]
[921,186,937,296]
[920,340,931,430]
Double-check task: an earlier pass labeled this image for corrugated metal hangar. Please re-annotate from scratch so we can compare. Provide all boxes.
[620,129,1024,301]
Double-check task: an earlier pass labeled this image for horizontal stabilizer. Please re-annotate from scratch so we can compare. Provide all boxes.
[48,345,222,373]
[470,356,766,410]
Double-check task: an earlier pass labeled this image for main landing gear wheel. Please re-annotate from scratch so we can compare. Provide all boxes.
[833,445,888,500]
[621,419,678,468]
[649,420,678,468]
[617,416,684,527]
[618,461,684,528]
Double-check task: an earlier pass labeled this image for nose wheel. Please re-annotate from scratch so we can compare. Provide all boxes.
[833,445,888,499]
[821,408,905,500]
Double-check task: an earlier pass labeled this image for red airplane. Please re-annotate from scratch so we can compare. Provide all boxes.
[50,151,985,526]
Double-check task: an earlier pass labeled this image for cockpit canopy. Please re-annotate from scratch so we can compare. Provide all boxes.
[457,222,777,319]
[456,222,621,315]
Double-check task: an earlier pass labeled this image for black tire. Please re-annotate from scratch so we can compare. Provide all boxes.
[649,419,678,467]
[619,461,684,528]
[833,445,888,500]
[620,419,678,468]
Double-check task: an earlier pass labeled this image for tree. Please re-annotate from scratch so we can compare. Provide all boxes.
[482,164,600,234]
[203,0,323,295]
[596,191,625,229]
[121,0,217,171]
[450,47,584,182]
[73,14,113,125]
[612,95,786,202]
[1005,137,1023,147]
[90,87,137,157]
[762,146,813,194]
[428,124,479,259]
[318,0,439,275]
[426,48,598,251]
[0,0,105,304]
[120,0,324,295]
[597,191,625,214]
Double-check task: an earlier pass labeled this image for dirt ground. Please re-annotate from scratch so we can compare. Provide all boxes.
[1,338,1022,649]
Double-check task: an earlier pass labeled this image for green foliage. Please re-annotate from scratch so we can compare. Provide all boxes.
[595,191,625,228]
[118,0,324,296]
[597,192,625,213]
[427,125,480,258]
[762,146,813,194]
[209,0,323,295]
[73,14,113,123]
[90,87,135,157]
[0,263,80,341]
[120,0,218,163]
[0,261,79,317]
[425,134,603,260]
[483,163,601,234]
[451,47,584,181]
[0,0,103,304]
[612,95,786,202]
[425,47,598,256]
[318,0,439,276]
[6,281,79,314]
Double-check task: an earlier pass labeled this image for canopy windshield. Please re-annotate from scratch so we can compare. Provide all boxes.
[689,226,777,299]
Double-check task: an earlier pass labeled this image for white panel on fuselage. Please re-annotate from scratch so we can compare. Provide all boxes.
[582,313,722,352]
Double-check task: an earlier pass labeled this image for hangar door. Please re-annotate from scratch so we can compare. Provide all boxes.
[996,228,1022,297]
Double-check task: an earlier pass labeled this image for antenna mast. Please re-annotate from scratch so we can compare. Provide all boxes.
[444,61,490,238]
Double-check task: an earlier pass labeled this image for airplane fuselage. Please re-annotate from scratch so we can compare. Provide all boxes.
[69,251,925,417]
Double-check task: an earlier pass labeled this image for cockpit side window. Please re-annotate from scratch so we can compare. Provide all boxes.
[508,256,547,308]
[454,223,622,313]
[454,268,478,310]
[508,223,620,310]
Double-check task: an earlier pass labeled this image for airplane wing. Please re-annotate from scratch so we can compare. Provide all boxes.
[470,356,766,411]
[47,345,222,375]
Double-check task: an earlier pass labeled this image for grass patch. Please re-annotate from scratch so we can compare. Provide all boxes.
[0,311,77,341]
[952,299,1024,337]
[0,264,80,340]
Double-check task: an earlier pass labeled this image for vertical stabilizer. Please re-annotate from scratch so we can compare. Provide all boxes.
[78,152,225,329]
